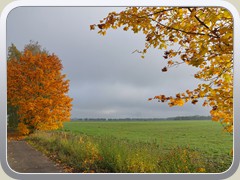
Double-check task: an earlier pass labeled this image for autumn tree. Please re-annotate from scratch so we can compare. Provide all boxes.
[7,42,72,135]
[91,7,233,133]
[7,44,21,129]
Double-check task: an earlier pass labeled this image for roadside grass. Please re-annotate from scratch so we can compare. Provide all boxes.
[26,130,232,173]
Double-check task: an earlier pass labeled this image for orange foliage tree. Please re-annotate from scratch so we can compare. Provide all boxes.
[91,7,233,133]
[7,43,72,135]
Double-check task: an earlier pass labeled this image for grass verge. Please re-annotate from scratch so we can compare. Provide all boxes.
[26,131,232,173]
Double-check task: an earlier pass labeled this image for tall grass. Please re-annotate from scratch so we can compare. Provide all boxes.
[26,131,232,173]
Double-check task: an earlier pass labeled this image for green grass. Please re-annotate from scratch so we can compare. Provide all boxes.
[26,120,233,173]
[62,120,232,158]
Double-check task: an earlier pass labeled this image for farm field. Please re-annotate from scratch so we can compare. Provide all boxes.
[62,120,232,158]
[27,120,233,173]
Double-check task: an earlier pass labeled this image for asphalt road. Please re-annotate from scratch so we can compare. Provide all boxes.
[7,140,63,173]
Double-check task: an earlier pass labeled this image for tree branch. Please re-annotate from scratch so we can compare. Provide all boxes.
[149,17,217,38]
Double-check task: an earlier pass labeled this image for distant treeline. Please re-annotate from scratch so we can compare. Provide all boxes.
[71,115,212,122]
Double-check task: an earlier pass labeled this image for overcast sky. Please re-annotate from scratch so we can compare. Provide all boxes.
[7,7,210,118]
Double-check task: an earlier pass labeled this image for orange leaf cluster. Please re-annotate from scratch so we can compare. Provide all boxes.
[92,7,233,133]
[8,50,72,135]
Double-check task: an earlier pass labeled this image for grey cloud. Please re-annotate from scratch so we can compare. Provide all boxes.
[7,7,210,118]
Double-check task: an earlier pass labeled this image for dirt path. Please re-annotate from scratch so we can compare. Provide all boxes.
[7,140,64,173]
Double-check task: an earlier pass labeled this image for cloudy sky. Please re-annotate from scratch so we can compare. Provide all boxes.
[7,7,210,118]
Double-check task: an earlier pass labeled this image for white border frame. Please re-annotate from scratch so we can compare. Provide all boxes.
[0,0,239,180]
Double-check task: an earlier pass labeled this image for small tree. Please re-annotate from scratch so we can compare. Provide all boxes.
[7,42,72,134]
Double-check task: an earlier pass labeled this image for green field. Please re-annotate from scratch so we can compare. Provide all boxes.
[27,120,233,173]
[62,120,232,158]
